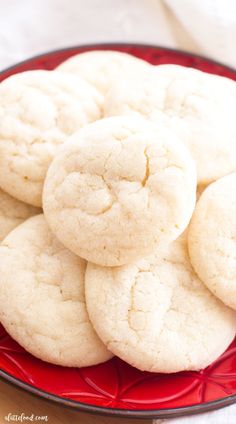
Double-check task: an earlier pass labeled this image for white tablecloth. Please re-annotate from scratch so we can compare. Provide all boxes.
[0,0,235,422]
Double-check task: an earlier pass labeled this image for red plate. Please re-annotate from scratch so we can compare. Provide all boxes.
[0,44,236,419]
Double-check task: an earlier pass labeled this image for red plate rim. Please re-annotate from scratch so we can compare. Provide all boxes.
[1,42,236,76]
[0,367,236,419]
[0,43,236,420]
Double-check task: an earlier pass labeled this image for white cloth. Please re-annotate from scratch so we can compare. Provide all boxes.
[0,0,235,423]
[164,0,236,68]
[154,403,236,424]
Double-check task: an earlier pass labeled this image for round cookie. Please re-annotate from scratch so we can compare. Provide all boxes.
[188,173,236,311]
[155,64,236,90]
[0,70,103,207]
[85,235,236,373]
[57,50,150,95]
[0,188,40,241]
[0,214,112,367]
[43,116,197,266]
[104,65,236,186]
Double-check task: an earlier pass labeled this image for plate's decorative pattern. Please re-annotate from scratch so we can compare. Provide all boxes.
[0,323,236,409]
[0,44,236,417]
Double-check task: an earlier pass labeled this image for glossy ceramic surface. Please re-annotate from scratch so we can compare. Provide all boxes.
[0,44,235,419]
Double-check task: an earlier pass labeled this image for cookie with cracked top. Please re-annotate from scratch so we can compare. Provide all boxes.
[188,172,236,311]
[85,234,236,372]
[0,70,103,207]
[43,116,196,266]
[57,49,150,95]
[0,214,112,367]
[105,64,236,186]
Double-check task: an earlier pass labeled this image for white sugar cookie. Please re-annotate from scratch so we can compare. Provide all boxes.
[105,65,236,186]
[155,64,236,89]
[0,215,112,367]
[0,188,40,241]
[0,70,103,207]
[188,173,236,311]
[57,50,150,95]
[85,235,236,373]
[43,116,196,266]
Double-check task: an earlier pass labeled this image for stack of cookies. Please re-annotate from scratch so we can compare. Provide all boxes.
[0,50,235,373]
